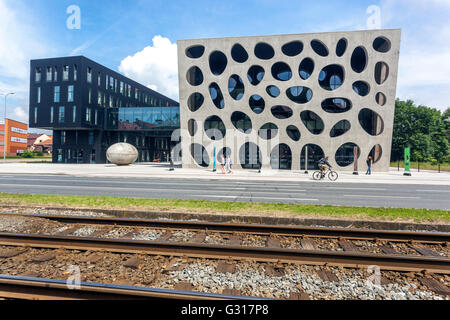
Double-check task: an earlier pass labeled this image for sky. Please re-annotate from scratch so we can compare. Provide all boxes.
[0,0,449,130]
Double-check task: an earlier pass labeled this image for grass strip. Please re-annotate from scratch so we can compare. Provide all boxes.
[390,161,450,172]
[0,193,448,223]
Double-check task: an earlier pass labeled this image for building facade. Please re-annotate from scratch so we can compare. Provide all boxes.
[0,119,28,156]
[177,29,401,171]
[29,56,179,163]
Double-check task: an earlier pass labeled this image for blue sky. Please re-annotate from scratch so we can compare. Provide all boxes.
[0,0,449,128]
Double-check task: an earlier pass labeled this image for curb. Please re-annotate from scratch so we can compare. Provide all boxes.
[1,204,449,232]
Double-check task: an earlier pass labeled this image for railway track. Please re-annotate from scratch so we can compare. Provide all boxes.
[0,275,253,300]
[0,212,449,299]
[0,213,449,273]
[4,212,449,242]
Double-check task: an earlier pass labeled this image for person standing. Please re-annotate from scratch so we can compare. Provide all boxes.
[220,154,226,174]
[227,156,233,174]
[366,156,373,175]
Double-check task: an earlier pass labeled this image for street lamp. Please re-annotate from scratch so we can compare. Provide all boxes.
[0,92,15,163]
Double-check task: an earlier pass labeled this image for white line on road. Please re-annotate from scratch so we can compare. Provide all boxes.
[0,183,307,195]
[343,194,420,199]
[322,187,387,191]
[190,194,319,201]
[416,190,450,193]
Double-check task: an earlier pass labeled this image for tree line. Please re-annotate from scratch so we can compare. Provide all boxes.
[391,99,449,165]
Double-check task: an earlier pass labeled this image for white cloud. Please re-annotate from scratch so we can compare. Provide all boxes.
[0,0,52,123]
[0,0,48,81]
[380,0,450,111]
[118,35,179,100]
[13,106,28,122]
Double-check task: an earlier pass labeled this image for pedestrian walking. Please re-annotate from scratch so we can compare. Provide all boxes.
[366,156,372,175]
[220,154,226,174]
[227,156,233,174]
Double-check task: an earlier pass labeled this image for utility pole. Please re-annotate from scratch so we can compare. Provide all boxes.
[0,92,15,163]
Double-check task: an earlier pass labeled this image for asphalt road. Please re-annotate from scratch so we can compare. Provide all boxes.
[0,174,449,210]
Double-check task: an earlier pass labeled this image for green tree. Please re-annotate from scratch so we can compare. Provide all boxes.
[443,108,450,143]
[391,99,449,163]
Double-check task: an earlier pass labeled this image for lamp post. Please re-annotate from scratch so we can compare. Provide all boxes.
[0,92,15,163]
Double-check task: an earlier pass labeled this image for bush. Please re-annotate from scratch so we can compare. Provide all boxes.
[36,151,44,157]
[21,150,35,158]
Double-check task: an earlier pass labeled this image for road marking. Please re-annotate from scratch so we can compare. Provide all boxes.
[322,187,387,191]
[343,194,420,199]
[416,189,450,193]
[190,194,319,201]
[0,176,305,189]
[0,183,307,196]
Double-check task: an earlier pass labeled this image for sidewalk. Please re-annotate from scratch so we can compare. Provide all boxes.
[0,162,449,185]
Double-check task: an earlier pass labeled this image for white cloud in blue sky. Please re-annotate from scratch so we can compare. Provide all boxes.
[119,36,179,100]
[0,0,449,128]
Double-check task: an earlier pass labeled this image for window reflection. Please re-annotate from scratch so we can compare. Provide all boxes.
[108,106,180,130]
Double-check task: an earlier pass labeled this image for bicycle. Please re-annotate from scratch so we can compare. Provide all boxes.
[312,168,338,181]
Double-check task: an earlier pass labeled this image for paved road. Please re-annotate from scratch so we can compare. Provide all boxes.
[0,174,449,209]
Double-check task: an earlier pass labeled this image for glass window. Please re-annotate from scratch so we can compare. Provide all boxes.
[74,64,78,81]
[37,87,41,103]
[109,95,113,108]
[88,89,92,104]
[86,107,91,122]
[120,81,124,95]
[61,131,66,145]
[109,76,114,90]
[87,67,92,83]
[53,66,58,81]
[73,106,76,122]
[91,149,96,164]
[59,106,65,123]
[97,91,102,105]
[46,67,52,82]
[34,107,38,123]
[50,107,54,123]
[94,110,98,125]
[98,72,101,86]
[89,132,94,145]
[35,67,42,82]
[54,86,60,103]
[63,65,69,81]
[105,75,109,90]
[68,85,74,102]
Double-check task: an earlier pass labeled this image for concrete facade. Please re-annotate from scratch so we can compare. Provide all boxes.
[177,29,401,171]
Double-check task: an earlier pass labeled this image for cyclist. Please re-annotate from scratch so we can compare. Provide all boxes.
[318,156,332,178]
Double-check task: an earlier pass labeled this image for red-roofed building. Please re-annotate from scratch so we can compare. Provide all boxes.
[0,119,28,156]
[34,137,53,154]
[28,133,53,153]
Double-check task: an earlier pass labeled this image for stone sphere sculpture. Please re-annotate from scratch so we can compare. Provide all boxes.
[106,143,138,166]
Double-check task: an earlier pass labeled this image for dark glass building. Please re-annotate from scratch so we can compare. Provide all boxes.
[29,56,179,163]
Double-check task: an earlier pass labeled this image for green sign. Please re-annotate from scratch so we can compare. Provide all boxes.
[404,147,411,173]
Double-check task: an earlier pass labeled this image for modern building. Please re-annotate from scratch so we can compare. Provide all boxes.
[29,56,179,163]
[0,119,28,156]
[177,29,401,171]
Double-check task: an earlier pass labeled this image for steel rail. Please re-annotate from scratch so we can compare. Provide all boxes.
[0,275,254,300]
[3,213,450,243]
[0,232,449,274]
